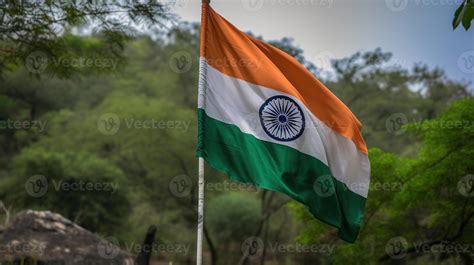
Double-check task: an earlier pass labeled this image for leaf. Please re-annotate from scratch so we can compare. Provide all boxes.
[461,1,474,30]
[453,0,467,29]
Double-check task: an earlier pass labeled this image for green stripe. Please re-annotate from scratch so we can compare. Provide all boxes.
[197,109,366,243]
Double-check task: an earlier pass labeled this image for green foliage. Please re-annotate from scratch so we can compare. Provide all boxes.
[453,0,474,30]
[295,99,474,265]
[0,148,130,234]
[0,0,174,77]
[208,192,261,242]
[0,19,472,265]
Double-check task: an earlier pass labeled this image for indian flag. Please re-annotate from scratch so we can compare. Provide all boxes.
[196,3,370,243]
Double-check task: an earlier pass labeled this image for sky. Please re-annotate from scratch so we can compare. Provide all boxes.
[172,0,473,88]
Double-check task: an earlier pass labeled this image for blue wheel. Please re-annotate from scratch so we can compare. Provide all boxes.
[259,95,305,142]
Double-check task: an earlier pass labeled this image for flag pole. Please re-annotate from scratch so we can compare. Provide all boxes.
[197,1,210,265]
[196,157,205,265]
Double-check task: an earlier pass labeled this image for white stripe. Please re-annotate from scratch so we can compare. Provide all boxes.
[200,58,370,198]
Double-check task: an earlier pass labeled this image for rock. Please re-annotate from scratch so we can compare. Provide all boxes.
[0,210,135,265]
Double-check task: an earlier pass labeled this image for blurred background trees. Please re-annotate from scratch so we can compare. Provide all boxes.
[0,2,473,265]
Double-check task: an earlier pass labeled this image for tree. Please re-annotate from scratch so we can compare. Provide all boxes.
[0,148,131,234]
[0,0,174,77]
[294,98,474,265]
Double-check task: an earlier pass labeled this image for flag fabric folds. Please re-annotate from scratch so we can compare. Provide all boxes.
[197,3,370,243]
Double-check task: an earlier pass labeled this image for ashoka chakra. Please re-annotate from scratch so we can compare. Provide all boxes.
[259,95,305,142]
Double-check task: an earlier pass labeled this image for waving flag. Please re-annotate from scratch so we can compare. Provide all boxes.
[196,3,370,243]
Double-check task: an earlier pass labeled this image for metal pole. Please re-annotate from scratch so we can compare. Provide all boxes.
[196,1,209,265]
[196,157,205,265]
